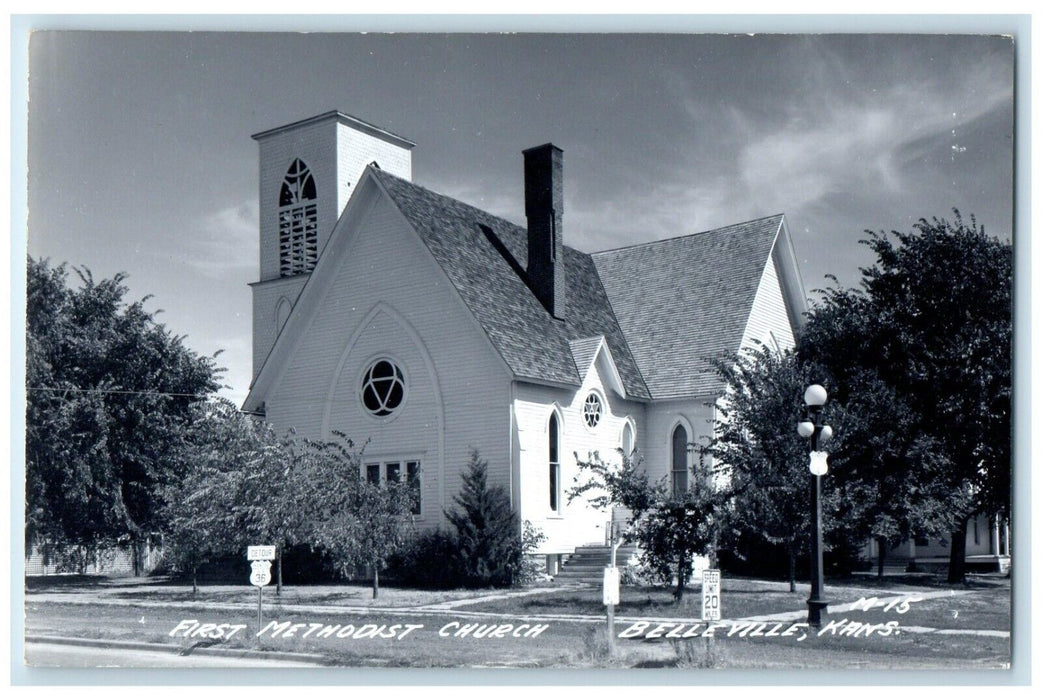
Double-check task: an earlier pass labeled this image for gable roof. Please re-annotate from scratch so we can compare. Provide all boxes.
[246,163,793,411]
[568,337,603,381]
[591,215,786,399]
[369,169,652,400]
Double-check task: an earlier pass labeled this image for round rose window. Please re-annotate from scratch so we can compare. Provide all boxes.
[583,392,603,428]
[361,359,405,417]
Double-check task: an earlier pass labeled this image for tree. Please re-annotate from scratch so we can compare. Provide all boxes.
[235,425,311,596]
[163,398,297,593]
[26,257,221,566]
[571,450,723,601]
[706,346,826,590]
[445,451,524,588]
[800,212,1012,583]
[304,435,414,598]
[569,449,659,522]
[635,481,722,601]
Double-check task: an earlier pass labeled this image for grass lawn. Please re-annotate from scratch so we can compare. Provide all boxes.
[24,573,1010,668]
[26,575,505,608]
[452,574,1000,621]
[25,598,1008,669]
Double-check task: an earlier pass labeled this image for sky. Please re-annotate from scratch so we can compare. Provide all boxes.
[25,30,1016,407]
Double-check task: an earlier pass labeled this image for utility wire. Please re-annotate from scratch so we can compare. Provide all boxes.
[26,386,218,399]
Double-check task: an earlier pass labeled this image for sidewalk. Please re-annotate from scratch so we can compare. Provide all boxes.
[25,580,1007,638]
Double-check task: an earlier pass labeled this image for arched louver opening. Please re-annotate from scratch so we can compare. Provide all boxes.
[278,158,318,276]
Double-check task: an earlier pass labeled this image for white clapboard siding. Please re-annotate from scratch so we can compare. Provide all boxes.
[514,353,647,554]
[264,192,512,530]
[739,249,798,353]
[252,275,308,378]
[643,397,717,486]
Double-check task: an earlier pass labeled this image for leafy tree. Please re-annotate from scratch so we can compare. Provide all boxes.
[634,480,722,601]
[26,257,221,565]
[706,347,829,590]
[304,436,414,598]
[571,450,723,601]
[569,450,659,522]
[235,425,313,596]
[163,398,300,593]
[800,212,1012,582]
[445,451,524,588]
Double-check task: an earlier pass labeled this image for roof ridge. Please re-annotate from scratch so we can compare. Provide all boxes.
[371,168,589,257]
[590,213,785,257]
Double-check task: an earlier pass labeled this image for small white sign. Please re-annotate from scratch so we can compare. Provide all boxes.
[247,545,276,561]
[701,568,721,621]
[603,566,620,606]
[250,560,272,587]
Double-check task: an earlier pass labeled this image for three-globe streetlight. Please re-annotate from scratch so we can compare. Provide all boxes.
[798,384,833,628]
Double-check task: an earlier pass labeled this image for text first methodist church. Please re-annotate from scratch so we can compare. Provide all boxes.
[241,110,806,575]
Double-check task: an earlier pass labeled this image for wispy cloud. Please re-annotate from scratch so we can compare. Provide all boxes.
[569,52,1013,249]
[434,178,522,224]
[183,199,259,277]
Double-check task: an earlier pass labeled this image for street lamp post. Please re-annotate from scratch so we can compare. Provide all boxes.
[798,384,833,628]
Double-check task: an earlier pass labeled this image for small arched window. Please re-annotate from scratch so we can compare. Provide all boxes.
[620,420,635,457]
[671,424,689,496]
[278,158,318,277]
[549,412,561,512]
[275,297,292,333]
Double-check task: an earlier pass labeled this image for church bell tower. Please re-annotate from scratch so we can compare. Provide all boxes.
[248,111,415,380]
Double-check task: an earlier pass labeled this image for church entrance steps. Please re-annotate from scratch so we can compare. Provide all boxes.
[553,544,638,584]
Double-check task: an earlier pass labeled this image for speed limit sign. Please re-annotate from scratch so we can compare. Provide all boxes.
[701,568,721,621]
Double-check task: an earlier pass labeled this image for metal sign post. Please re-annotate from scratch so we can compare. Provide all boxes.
[603,521,623,656]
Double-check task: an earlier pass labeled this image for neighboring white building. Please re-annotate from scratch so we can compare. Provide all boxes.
[241,111,807,568]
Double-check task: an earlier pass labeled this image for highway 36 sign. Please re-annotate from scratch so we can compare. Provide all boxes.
[250,560,272,587]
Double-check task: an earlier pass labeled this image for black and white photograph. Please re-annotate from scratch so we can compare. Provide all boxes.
[17,23,1019,676]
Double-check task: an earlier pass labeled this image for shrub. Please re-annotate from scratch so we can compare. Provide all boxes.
[446,450,523,588]
[516,520,549,585]
[387,529,463,589]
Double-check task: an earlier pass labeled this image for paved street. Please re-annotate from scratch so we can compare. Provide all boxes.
[24,641,326,668]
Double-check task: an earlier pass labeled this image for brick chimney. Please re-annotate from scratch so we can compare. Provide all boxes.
[524,143,566,319]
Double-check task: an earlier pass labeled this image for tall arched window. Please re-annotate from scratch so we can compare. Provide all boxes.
[671,424,689,496]
[278,158,318,276]
[549,413,561,512]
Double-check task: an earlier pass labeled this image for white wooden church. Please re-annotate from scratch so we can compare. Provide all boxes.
[241,111,808,572]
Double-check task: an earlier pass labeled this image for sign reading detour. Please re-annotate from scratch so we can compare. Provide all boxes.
[702,568,721,621]
[247,545,276,561]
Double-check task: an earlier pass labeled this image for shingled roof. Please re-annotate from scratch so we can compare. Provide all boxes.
[591,215,785,399]
[372,169,652,400]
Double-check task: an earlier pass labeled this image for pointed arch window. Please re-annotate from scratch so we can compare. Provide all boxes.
[671,424,689,496]
[278,158,318,277]
[549,412,561,512]
[620,420,635,457]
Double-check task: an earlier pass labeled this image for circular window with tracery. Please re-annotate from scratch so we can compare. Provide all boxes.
[361,359,405,417]
[583,392,603,428]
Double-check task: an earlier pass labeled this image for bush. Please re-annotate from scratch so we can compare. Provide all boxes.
[388,451,546,589]
[516,520,549,585]
[387,529,464,589]
[446,451,524,588]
